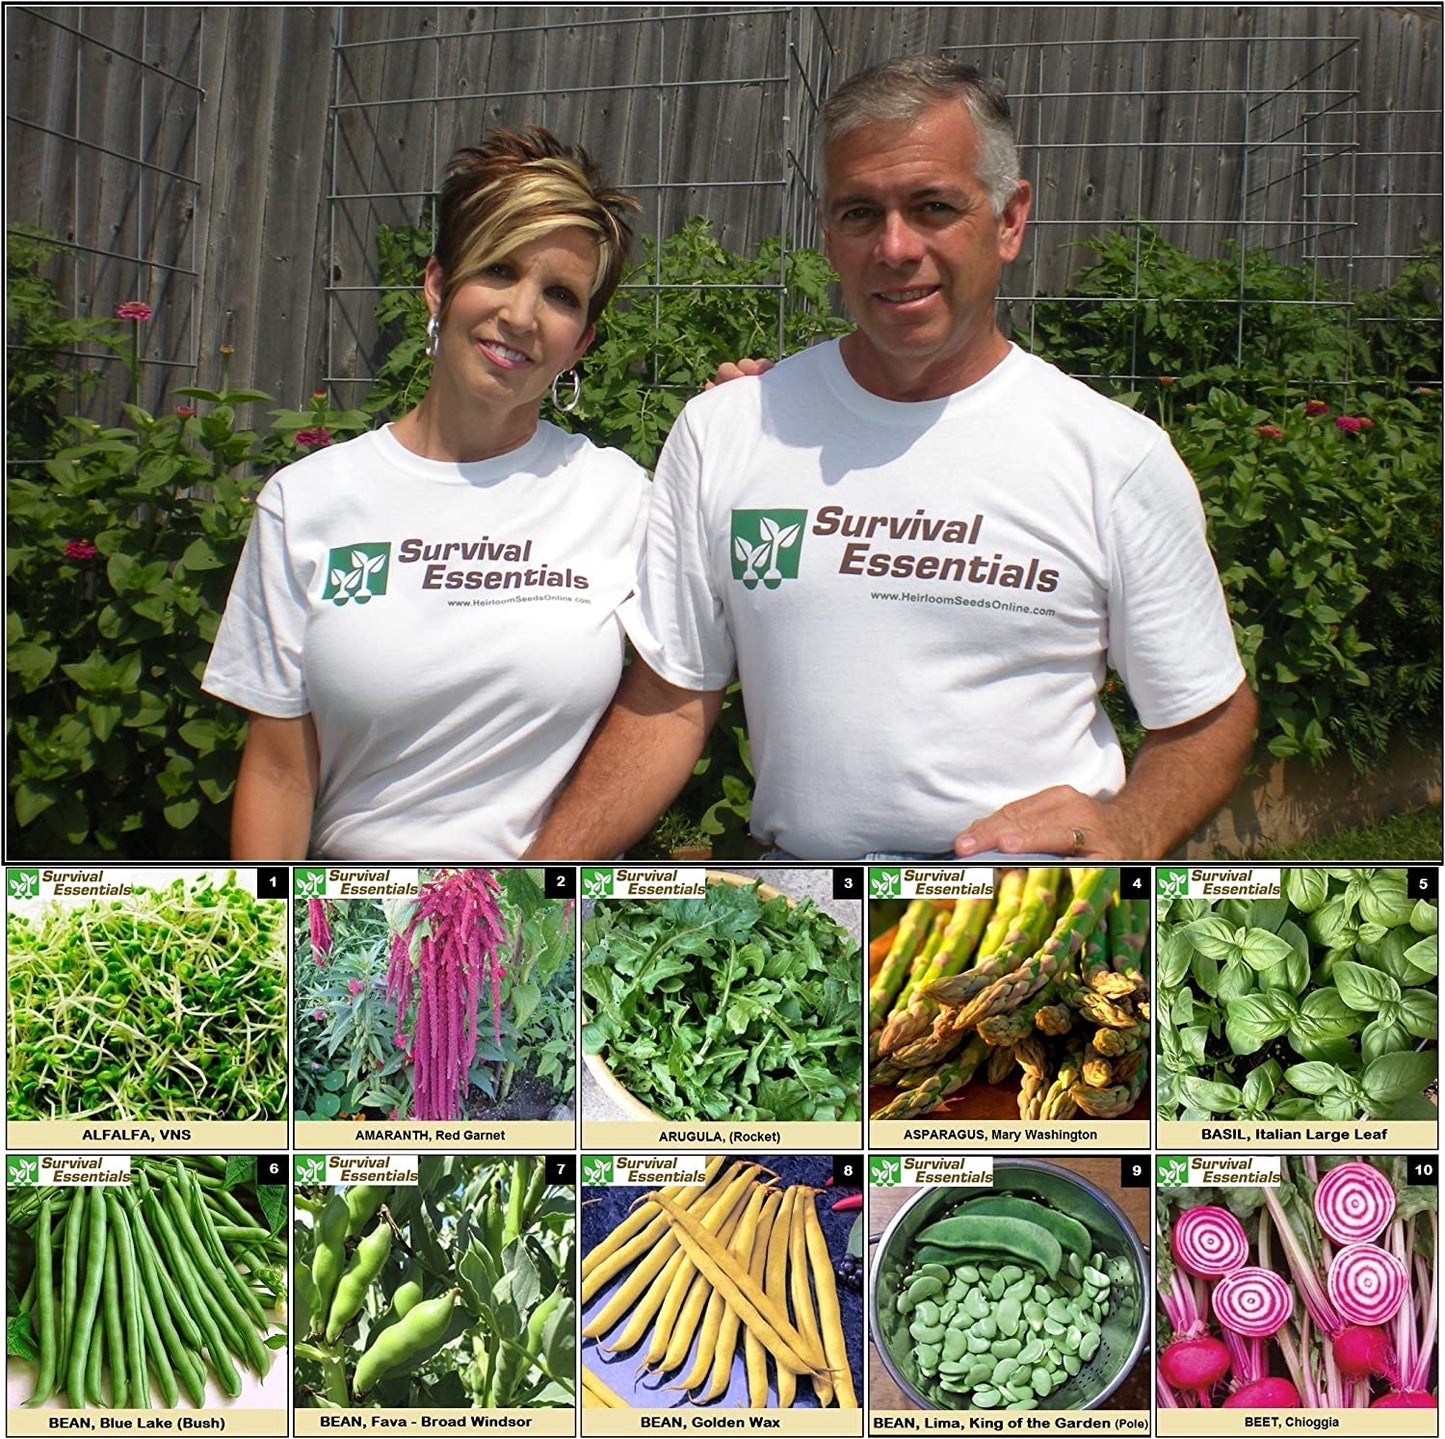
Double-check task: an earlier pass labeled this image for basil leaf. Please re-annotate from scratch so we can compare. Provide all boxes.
[1399,989,1438,1040]
[1242,1061,1280,1109]
[1357,871,1417,929]
[1270,1097,1320,1119]
[1306,895,1352,949]
[1402,933,1438,981]
[1158,927,1193,990]
[1285,869,1331,913]
[1361,1049,1437,1106]
[1178,1074,1244,1113]
[1285,1061,1345,1096]
[1183,915,1244,964]
[1248,899,1292,934]
[1288,1033,1361,1066]
[1361,1015,1411,1065]
[1295,987,1363,1039]
[1239,927,1298,972]
[1332,960,1402,1012]
[1319,1090,1361,1121]
[1411,900,1438,935]
[1217,957,1257,1003]
[1181,1026,1211,1065]
[1225,993,1294,1055]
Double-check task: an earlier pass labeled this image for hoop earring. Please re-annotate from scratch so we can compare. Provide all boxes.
[551,368,581,413]
[425,314,440,359]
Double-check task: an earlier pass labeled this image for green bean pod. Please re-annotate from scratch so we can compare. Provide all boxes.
[344,1184,388,1237]
[101,1220,129,1407]
[325,1221,392,1343]
[311,1193,351,1322]
[127,1195,206,1407]
[24,1193,57,1406]
[295,1260,321,1339]
[353,1290,458,1396]
[390,1274,424,1318]
[108,1186,150,1409]
[65,1187,107,1407]
[140,1187,242,1398]
[57,1181,87,1383]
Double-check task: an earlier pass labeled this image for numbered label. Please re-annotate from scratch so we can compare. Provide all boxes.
[832,1154,863,1186]
[1406,868,1439,902]
[1120,867,1150,897]
[1120,1156,1149,1188]
[832,868,863,900]
[545,1155,577,1186]
[1407,1157,1438,1186]
[543,867,575,899]
[256,867,288,898]
[257,1155,289,1183]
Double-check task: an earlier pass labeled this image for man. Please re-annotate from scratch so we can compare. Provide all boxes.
[528,56,1255,861]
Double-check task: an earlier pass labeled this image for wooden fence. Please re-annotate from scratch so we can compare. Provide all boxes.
[6,5,1440,419]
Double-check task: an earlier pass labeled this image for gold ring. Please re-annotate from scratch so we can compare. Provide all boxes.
[1069,827,1086,854]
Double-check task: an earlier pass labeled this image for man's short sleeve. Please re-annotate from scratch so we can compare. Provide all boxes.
[201,485,312,718]
[621,406,737,690]
[1105,435,1246,729]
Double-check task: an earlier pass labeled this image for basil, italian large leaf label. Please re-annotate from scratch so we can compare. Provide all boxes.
[1361,1049,1437,1105]
[1332,959,1403,1012]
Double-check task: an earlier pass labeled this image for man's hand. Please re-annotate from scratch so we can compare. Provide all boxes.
[953,786,1127,859]
[953,680,1258,861]
[704,357,775,390]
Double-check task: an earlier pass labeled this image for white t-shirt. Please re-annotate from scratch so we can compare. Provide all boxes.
[625,341,1245,858]
[203,422,648,859]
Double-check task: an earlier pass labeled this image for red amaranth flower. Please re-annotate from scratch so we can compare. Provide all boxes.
[1305,399,1330,416]
[64,540,98,560]
[348,979,364,996]
[1335,415,1365,433]
[295,427,332,448]
[115,300,153,322]
[1256,424,1284,439]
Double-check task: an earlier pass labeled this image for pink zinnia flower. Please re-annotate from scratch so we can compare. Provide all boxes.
[1256,424,1284,439]
[115,300,153,322]
[1335,415,1364,433]
[295,427,332,448]
[174,405,196,419]
[64,540,98,560]
[1305,399,1329,416]
[348,979,364,995]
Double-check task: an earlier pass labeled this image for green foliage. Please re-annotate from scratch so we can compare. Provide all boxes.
[581,878,863,1121]
[1176,388,1442,769]
[6,227,371,856]
[1024,225,1442,412]
[294,1158,572,1408]
[1156,869,1437,1123]
[6,216,1441,859]
[292,873,572,1123]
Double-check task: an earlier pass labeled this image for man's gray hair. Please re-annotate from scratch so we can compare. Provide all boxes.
[819,56,1022,216]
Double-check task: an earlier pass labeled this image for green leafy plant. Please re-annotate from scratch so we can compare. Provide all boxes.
[1156,868,1437,1122]
[294,1158,572,1408]
[294,871,573,1123]
[581,878,862,1121]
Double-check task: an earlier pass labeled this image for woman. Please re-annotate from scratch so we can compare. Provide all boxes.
[203,129,644,859]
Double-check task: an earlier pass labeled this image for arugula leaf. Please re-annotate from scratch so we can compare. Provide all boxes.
[581,881,862,1122]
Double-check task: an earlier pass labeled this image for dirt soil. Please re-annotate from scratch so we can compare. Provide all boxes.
[467,1070,557,1121]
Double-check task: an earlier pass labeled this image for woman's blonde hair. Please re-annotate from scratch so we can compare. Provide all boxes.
[433,127,639,325]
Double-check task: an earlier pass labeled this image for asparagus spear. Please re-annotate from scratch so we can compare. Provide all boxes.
[870,1038,987,1122]
[868,900,934,1033]
[875,896,993,1053]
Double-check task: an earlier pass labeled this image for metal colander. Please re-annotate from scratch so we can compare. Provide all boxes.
[871,1160,1148,1410]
